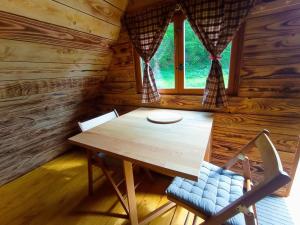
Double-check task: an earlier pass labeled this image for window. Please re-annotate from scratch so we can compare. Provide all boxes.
[134,11,243,95]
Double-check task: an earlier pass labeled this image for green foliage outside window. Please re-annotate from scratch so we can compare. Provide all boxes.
[185,21,231,88]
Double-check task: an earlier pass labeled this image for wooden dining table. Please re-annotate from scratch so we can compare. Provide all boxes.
[69,107,213,225]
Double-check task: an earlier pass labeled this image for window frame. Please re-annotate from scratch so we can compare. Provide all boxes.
[133,10,244,96]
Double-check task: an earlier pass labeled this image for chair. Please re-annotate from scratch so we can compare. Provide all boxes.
[166,130,291,225]
[78,109,129,214]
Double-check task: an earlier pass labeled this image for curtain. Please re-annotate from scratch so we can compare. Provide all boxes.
[123,4,176,103]
[179,0,255,109]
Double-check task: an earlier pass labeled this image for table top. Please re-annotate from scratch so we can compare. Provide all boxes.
[69,107,213,180]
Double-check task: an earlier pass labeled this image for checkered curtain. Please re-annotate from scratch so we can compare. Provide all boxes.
[123,4,176,103]
[179,0,255,109]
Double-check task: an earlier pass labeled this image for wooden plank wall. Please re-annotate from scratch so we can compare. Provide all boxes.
[99,0,300,196]
[0,0,128,185]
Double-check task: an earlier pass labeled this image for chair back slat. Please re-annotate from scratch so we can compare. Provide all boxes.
[241,131,290,205]
[78,110,118,132]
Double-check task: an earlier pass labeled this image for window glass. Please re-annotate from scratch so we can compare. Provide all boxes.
[184,20,231,88]
[141,23,175,89]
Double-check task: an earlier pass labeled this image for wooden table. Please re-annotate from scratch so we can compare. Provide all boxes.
[69,107,213,225]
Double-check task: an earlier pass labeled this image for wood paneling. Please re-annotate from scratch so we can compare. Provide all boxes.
[240,3,300,98]
[55,0,123,26]
[126,0,175,12]
[0,11,113,52]
[249,0,300,17]
[0,0,127,185]
[211,113,300,196]
[0,0,120,39]
[0,62,108,80]
[100,1,300,196]
[0,39,111,65]
[99,93,300,118]
[107,0,128,11]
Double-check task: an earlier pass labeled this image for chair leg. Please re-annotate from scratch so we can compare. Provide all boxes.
[244,212,257,225]
[86,150,93,196]
[192,214,198,225]
[184,212,191,225]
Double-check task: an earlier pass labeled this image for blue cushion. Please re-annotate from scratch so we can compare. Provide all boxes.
[166,161,245,225]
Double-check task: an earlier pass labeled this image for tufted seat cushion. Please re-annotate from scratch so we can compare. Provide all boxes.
[166,161,245,225]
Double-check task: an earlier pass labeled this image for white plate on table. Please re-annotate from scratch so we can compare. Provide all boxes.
[147,110,183,124]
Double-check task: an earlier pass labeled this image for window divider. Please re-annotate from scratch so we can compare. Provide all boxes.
[175,10,184,94]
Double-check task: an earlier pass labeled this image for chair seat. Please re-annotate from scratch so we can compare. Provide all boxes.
[94,152,122,169]
[166,161,245,225]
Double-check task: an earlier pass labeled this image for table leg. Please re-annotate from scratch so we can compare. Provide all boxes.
[123,160,138,225]
[204,133,212,162]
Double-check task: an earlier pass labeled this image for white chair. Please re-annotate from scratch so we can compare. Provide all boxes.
[78,109,129,214]
[78,109,119,132]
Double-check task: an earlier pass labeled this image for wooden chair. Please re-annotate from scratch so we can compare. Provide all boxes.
[78,109,130,214]
[166,129,291,225]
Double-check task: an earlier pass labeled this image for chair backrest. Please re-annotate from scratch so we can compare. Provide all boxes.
[254,132,285,181]
[242,130,291,203]
[207,130,291,225]
[78,109,119,132]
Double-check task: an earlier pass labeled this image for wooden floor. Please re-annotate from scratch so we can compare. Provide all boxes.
[0,150,198,225]
[1,150,298,225]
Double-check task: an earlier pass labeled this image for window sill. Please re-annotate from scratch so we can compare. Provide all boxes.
[136,89,235,96]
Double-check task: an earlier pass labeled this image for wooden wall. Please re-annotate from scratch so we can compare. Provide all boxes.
[0,0,127,185]
[99,0,300,196]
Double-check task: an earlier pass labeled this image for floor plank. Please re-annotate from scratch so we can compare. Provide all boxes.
[0,151,179,225]
[0,150,298,225]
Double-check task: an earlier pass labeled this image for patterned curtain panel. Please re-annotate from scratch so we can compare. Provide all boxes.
[123,4,176,103]
[179,0,255,109]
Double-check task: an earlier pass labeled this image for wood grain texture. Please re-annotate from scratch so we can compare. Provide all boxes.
[0,11,114,52]
[0,79,104,184]
[211,113,300,196]
[240,3,300,98]
[0,0,127,185]
[0,150,297,225]
[106,0,128,11]
[0,62,108,81]
[126,0,175,12]
[0,150,191,225]
[69,108,213,181]
[1,0,120,39]
[0,39,112,65]
[0,77,105,99]
[99,93,300,117]
[249,0,300,17]
[54,0,123,26]
[100,1,300,196]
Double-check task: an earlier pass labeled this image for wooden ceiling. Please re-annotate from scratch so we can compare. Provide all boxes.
[127,0,176,12]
